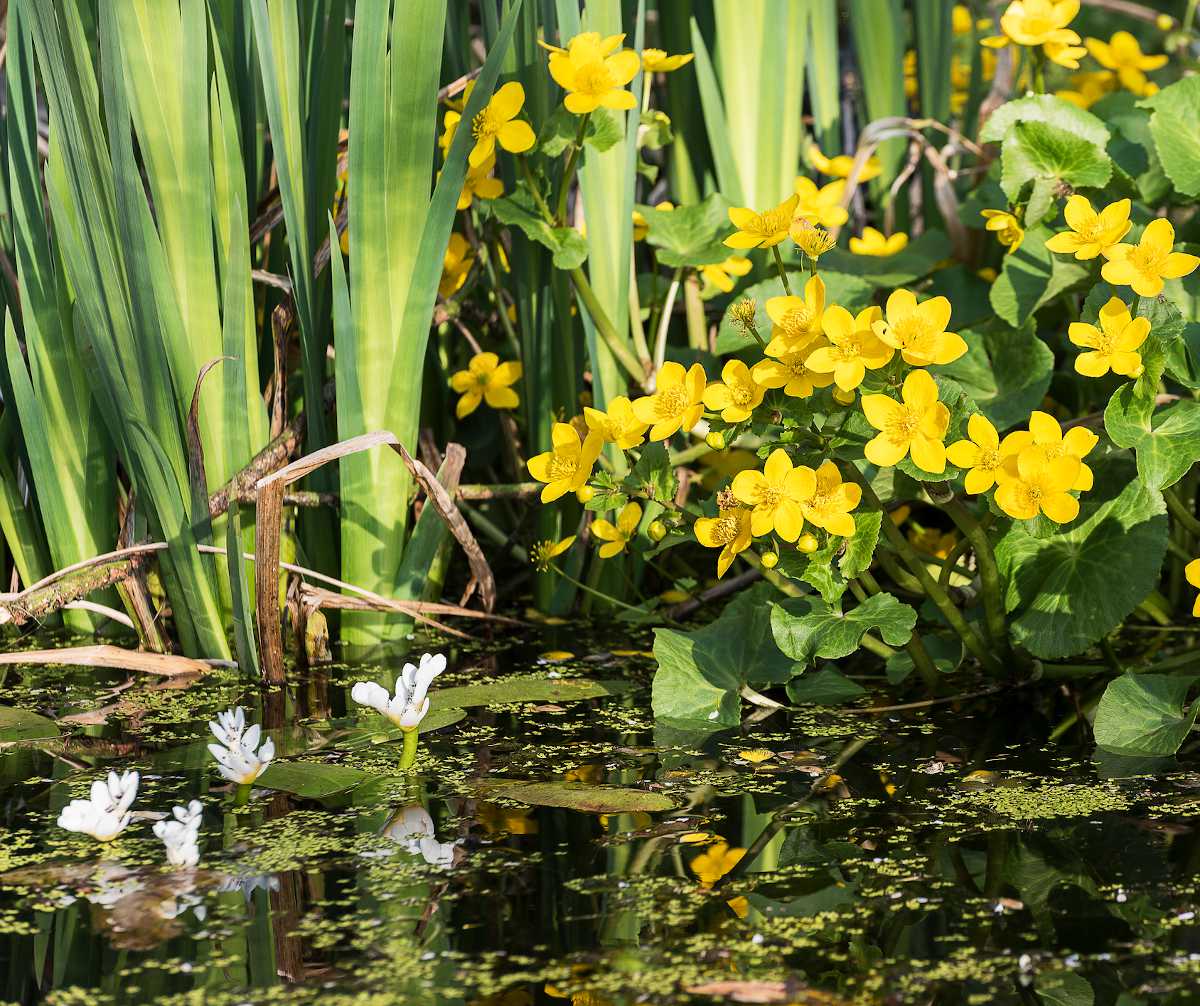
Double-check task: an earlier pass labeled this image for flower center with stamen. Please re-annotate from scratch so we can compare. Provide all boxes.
[1130,243,1168,275]
[884,406,922,443]
[780,307,816,340]
[711,514,741,544]
[472,108,499,140]
[978,448,1001,471]
[656,387,689,417]
[835,339,861,361]
[759,485,784,509]
[547,454,579,480]
[753,206,792,236]
[730,384,754,406]
[577,61,616,95]
[890,316,932,350]
[1021,484,1043,508]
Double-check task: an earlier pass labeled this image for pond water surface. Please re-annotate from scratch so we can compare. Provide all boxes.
[1,627,1199,1005]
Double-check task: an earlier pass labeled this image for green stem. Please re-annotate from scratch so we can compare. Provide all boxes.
[550,562,648,614]
[1031,46,1046,94]
[517,155,555,222]
[858,572,938,689]
[555,112,591,224]
[234,783,251,807]
[683,271,707,351]
[1165,485,1200,539]
[628,258,653,371]
[943,500,1008,653]
[570,267,646,385]
[770,244,792,296]
[399,729,420,771]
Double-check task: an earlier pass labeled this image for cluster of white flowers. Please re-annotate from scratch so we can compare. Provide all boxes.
[351,652,446,730]
[207,706,275,785]
[153,799,203,868]
[57,770,139,842]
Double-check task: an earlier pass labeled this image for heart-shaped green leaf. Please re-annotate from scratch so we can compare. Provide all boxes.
[1093,672,1200,756]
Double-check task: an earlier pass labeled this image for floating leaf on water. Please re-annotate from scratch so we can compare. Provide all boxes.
[432,677,630,709]
[256,761,370,800]
[473,779,675,814]
[0,705,60,742]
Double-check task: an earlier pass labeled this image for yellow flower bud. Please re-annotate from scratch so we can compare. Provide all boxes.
[575,485,596,504]
[648,520,667,542]
[797,533,819,554]
[760,550,779,569]
[1157,13,1174,30]
[706,431,726,450]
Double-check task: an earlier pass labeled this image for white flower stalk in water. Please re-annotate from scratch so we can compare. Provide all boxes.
[153,800,202,868]
[57,771,139,842]
[351,652,446,769]
[207,709,275,787]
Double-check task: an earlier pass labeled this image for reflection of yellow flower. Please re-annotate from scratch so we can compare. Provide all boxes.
[591,501,642,558]
[873,289,966,367]
[584,396,648,449]
[690,841,745,886]
[631,361,707,440]
[439,234,474,298]
[1102,219,1200,298]
[1045,196,1131,260]
[724,193,799,250]
[946,413,1017,495]
[994,447,1079,523]
[1086,31,1167,94]
[529,537,575,572]
[850,227,908,256]
[800,460,861,538]
[477,802,539,836]
[564,763,605,784]
[466,82,536,167]
[527,424,604,503]
[450,352,522,418]
[793,176,848,229]
[808,144,881,182]
[981,209,1024,254]
[457,154,504,210]
[1186,560,1200,617]
[700,255,752,294]
[732,449,814,541]
[1068,297,1148,378]
[544,32,640,114]
[694,506,754,578]
[763,274,826,357]
[807,305,891,392]
[703,360,767,423]
[1001,411,1097,492]
[861,369,951,474]
[641,48,693,73]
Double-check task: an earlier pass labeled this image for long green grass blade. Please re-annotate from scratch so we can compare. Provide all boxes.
[805,0,841,154]
[848,0,908,185]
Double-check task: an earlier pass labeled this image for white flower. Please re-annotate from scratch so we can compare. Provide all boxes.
[153,800,202,868]
[351,652,446,730]
[382,804,458,868]
[209,707,247,747]
[207,717,275,785]
[57,771,140,842]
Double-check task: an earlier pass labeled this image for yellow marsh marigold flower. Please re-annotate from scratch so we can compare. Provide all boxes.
[457,153,504,210]
[1056,71,1117,109]
[954,4,993,34]
[808,144,882,182]
[439,233,474,298]
[800,460,862,537]
[527,423,603,502]
[873,289,967,367]
[764,274,826,357]
[808,305,892,392]
[1045,37,1087,69]
[790,219,836,261]
[529,536,575,571]
[694,506,754,578]
[1002,411,1097,491]
[752,341,835,399]
[724,193,800,250]
[994,446,1080,523]
[945,413,1025,495]
[641,48,694,73]
[1046,196,1131,260]
[983,0,1079,48]
[1102,218,1200,298]
[690,841,745,886]
[591,501,642,558]
[450,352,522,418]
[731,448,814,541]
[701,255,752,294]
[1186,560,1200,616]
[910,526,958,559]
[1087,31,1167,93]
[1068,297,1149,378]
[544,32,640,115]
[584,395,648,449]
[861,369,951,474]
[702,360,767,423]
[632,361,707,440]
[981,209,1024,253]
[793,176,849,229]
[850,227,908,257]
[465,82,535,168]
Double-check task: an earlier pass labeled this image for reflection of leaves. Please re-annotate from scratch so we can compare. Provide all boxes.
[1093,672,1200,756]
[0,705,59,741]
[770,592,915,666]
[474,779,674,813]
[258,761,369,799]
[435,677,630,708]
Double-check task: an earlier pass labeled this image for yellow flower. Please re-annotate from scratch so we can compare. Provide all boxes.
[984,0,1080,48]
[694,506,754,578]
[953,4,993,34]
[994,446,1080,523]
[702,360,767,423]
[1086,31,1167,93]
[1186,559,1200,616]
[457,153,505,210]
[945,413,1021,494]
[789,220,836,260]
[872,289,966,367]
[910,526,959,559]
[1001,411,1097,491]
[584,396,649,449]
[850,227,908,256]
[690,840,745,887]
[861,369,951,474]
[439,233,474,298]
[591,501,642,558]
[739,748,774,764]
[1068,297,1149,378]
[1045,38,1087,69]
[731,448,814,541]
[793,176,849,229]
[641,48,693,73]
[631,361,707,440]
[1045,196,1131,260]
[808,144,882,182]
[800,461,862,537]
[527,423,604,502]
[980,209,1024,253]
[763,274,826,357]
[807,305,892,392]
[1056,70,1117,108]
[529,536,575,571]
[751,342,835,399]
[1101,218,1200,298]
[544,32,640,115]
[724,193,800,250]
[700,255,752,294]
[449,352,523,418]
[465,81,536,168]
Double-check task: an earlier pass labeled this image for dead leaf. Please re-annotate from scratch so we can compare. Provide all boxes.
[0,645,211,677]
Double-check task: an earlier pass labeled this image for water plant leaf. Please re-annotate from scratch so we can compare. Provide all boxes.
[775,510,881,603]
[256,761,370,800]
[785,668,866,706]
[641,193,731,267]
[337,707,468,748]
[629,442,678,504]
[1093,672,1200,757]
[432,677,629,709]
[1139,77,1200,198]
[473,779,674,813]
[770,592,916,666]
[995,458,1168,659]
[1000,121,1111,222]
[990,225,1054,328]
[818,230,952,287]
[491,187,590,269]
[0,706,60,742]
[935,321,1053,431]
[980,94,1110,148]
[1104,385,1200,491]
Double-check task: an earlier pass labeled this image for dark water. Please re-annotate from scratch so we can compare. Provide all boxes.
[1,628,1200,1005]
